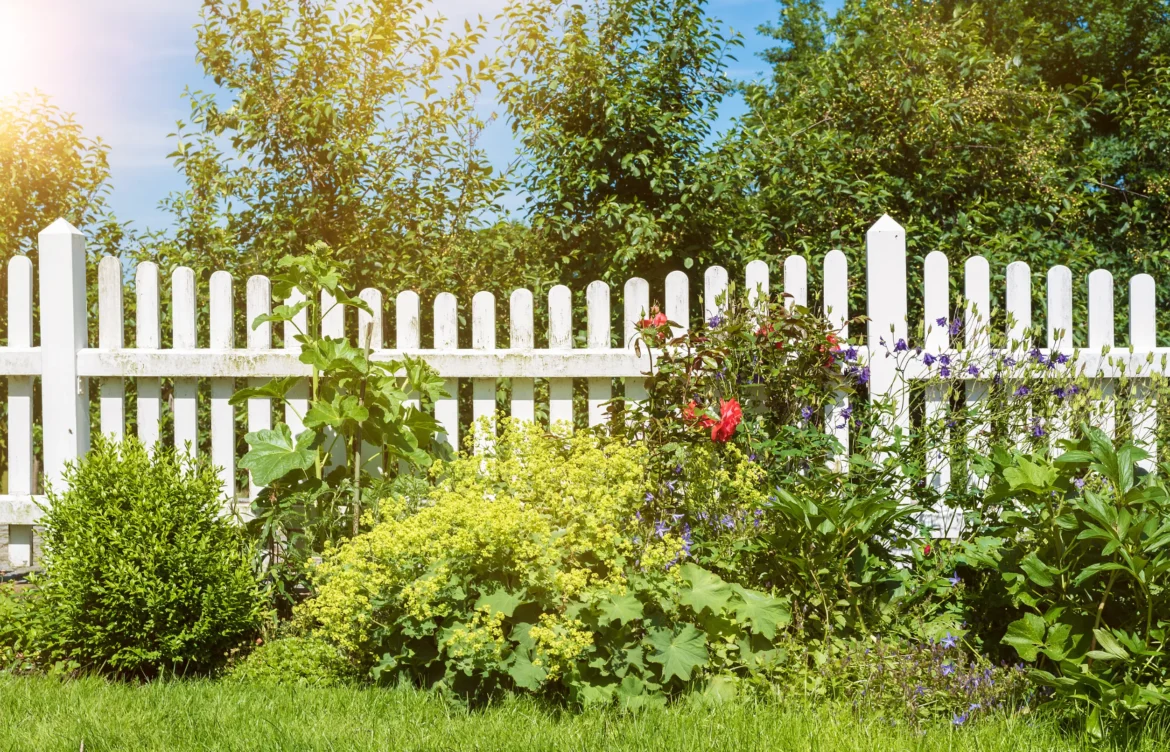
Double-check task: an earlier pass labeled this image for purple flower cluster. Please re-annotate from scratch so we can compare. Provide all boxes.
[828,637,1031,728]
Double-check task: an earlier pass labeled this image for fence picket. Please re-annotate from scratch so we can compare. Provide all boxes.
[1048,266,1074,448]
[965,255,991,485]
[137,262,162,451]
[509,289,535,423]
[665,271,689,340]
[549,285,573,433]
[1089,270,1116,438]
[1005,261,1032,443]
[7,256,33,496]
[624,278,650,411]
[246,275,272,500]
[358,289,383,350]
[472,291,496,450]
[823,251,850,471]
[1131,274,1157,470]
[745,259,769,319]
[39,220,89,492]
[923,251,951,515]
[866,215,908,437]
[586,281,611,427]
[209,271,235,504]
[320,291,347,470]
[704,267,728,323]
[98,256,124,439]
[284,288,308,437]
[784,256,808,309]
[434,293,459,450]
[172,267,198,457]
[358,288,383,477]
[5,256,33,566]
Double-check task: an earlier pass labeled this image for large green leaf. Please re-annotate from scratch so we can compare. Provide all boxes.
[646,624,708,683]
[679,564,732,615]
[506,650,546,691]
[475,586,524,618]
[1003,613,1047,661]
[731,586,791,639]
[1020,552,1057,588]
[598,593,644,626]
[239,424,316,486]
[228,376,300,406]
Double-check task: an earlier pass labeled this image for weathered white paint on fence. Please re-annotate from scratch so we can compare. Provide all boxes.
[5,214,1170,565]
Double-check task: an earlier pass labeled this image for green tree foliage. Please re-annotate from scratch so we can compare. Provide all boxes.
[0,92,123,262]
[499,0,742,283]
[158,0,537,298]
[730,2,1102,312]
[735,0,1170,332]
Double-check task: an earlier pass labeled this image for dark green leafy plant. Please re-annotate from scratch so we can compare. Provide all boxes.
[230,249,448,613]
[966,426,1170,734]
[27,437,264,677]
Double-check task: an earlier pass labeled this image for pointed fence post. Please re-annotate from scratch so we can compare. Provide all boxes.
[866,215,908,438]
[39,219,90,493]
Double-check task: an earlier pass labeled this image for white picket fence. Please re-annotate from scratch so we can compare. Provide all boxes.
[0,215,1164,567]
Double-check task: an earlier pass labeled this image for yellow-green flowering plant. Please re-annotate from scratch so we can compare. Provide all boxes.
[298,421,788,705]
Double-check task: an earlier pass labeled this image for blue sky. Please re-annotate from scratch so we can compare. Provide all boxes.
[0,0,830,235]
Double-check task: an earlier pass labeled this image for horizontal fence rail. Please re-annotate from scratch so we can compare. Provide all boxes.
[0,215,1164,567]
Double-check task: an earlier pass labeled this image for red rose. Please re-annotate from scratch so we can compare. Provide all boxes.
[639,309,669,329]
[683,400,716,430]
[923,544,932,557]
[711,398,742,442]
[755,324,783,350]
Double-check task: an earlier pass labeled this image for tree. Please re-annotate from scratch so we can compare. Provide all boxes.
[499,0,743,284]
[0,92,123,264]
[733,0,1170,335]
[725,0,1110,328]
[158,0,531,300]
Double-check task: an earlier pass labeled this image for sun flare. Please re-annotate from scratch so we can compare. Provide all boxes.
[0,1,35,98]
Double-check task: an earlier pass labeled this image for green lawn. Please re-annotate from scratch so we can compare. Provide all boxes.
[0,676,1164,752]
